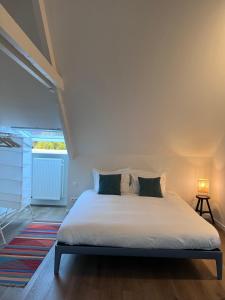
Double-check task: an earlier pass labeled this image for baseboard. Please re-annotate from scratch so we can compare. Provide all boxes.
[214,218,225,232]
[31,199,67,206]
[31,203,66,207]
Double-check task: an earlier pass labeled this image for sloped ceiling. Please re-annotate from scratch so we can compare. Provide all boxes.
[0,0,61,129]
[0,0,49,60]
[0,52,61,129]
[44,0,225,158]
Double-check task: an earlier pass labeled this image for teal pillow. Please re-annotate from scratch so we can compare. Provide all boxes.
[138,177,163,197]
[98,174,121,195]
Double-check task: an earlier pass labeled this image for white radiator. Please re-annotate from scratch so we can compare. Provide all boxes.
[32,158,63,200]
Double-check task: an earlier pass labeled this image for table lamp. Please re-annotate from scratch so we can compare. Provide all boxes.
[197,178,209,196]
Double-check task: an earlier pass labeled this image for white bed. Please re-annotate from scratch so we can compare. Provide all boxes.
[57,190,220,250]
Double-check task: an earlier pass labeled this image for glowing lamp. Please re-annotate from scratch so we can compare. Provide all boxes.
[197,178,209,195]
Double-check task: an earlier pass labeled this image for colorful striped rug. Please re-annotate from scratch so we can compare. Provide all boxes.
[0,222,60,287]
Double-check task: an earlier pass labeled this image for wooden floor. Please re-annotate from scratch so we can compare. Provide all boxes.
[0,207,225,300]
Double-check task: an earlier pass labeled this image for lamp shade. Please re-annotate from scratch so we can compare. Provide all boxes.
[197,178,209,195]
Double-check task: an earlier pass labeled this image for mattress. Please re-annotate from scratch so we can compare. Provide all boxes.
[57,190,220,250]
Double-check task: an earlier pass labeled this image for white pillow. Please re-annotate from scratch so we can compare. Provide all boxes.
[130,169,166,196]
[92,168,130,194]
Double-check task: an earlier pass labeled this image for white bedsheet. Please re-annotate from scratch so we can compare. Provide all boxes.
[57,190,220,250]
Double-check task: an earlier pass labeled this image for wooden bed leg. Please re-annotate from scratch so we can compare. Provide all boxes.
[216,253,223,280]
[54,245,62,275]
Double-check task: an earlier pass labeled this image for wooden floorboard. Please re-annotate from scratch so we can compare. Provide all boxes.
[0,207,225,300]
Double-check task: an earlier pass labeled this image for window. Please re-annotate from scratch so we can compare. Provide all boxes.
[32,141,66,150]
[10,127,67,154]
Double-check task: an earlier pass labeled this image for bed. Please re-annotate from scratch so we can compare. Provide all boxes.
[55,190,222,279]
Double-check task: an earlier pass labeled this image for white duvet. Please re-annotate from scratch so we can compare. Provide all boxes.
[57,190,220,250]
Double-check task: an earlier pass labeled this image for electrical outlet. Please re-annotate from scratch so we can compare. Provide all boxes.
[72,181,78,187]
[70,196,76,203]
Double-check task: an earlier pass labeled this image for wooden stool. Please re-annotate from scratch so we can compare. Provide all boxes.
[195,195,214,224]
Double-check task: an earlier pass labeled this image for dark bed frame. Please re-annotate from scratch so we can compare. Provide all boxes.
[54,242,223,280]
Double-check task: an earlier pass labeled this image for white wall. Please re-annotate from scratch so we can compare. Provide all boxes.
[43,1,225,205]
[212,136,225,226]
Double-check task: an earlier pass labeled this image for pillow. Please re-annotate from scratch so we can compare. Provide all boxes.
[98,174,121,195]
[138,177,163,197]
[93,168,130,194]
[130,169,166,195]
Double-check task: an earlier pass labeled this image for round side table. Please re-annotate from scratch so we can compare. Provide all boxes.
[195,195,214,224]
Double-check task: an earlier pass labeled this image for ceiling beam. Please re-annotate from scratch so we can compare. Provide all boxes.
[0,35,53,89]
[0,4,64,90]
[36,0,74,158]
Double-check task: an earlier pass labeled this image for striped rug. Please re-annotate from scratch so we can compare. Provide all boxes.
[0,222,60,287]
